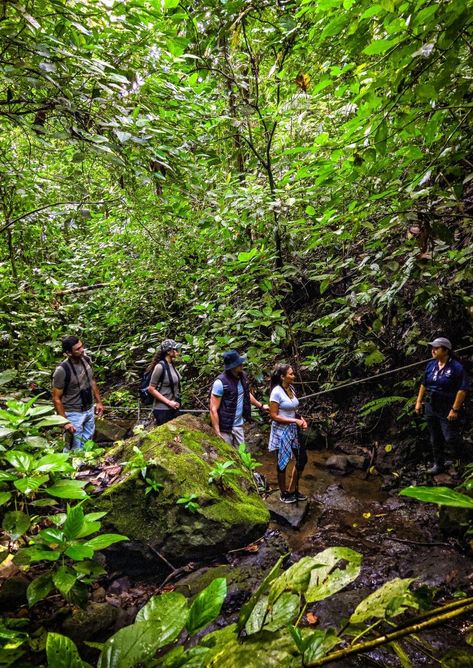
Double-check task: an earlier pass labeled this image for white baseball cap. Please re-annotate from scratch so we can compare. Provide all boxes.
[429,337,452,350]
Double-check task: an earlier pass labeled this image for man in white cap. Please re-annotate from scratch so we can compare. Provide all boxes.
[415,337,469,474]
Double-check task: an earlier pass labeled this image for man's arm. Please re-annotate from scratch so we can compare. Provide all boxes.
[249,392,269,412]
[210,393,223,438]
[92,380,104,417]
[52,387,76,434]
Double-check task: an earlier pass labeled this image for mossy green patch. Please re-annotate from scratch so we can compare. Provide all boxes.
[93,414,269,561]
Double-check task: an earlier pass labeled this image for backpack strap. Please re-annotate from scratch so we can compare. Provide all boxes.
[161,361,176,400]
[59,361,72,395]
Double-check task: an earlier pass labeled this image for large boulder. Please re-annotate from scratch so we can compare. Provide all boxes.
[93,415,269,564]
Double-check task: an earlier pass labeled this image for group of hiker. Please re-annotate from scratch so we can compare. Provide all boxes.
[52,334,469,504]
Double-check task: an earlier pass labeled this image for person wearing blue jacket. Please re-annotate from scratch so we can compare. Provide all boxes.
[415,337,469,474]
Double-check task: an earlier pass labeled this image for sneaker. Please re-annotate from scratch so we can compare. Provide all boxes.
[279,492,297,504]
[293,491,307,501]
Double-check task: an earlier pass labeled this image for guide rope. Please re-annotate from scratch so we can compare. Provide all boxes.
[97,344,473,412]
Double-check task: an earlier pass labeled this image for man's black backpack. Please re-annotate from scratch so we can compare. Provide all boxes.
[139,361,178,406]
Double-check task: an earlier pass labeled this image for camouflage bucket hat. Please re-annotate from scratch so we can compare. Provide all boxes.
[160,339,181,352]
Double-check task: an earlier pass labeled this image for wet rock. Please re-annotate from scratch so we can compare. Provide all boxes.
[265,493,309,529]
[315,484,362,514]
[0,575,28,609]
[94,418,130,443]
[91,586,106,602]
[93,415,269,564]
[325,454,367,473]
[107,576,130,595]
[61,602,118,642]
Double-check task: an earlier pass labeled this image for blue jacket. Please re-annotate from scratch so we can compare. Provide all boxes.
[423,357,469,403]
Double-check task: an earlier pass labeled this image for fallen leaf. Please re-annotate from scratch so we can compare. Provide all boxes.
[363,512,371,519]
[306,612,319,625]
[244,544,259,553]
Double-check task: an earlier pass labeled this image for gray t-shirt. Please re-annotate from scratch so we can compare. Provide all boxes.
[149,362,181,410]
[52,356,94,412]
[269,385,299,418]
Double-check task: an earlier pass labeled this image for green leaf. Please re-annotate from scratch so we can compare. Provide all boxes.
[245,592,299,635]
[5,450,34,472]
[64,545,95,561]
[19,546,61,562]
[305,547,362,602]
[363,38,400,55]
[237,555,284,633]
[186,578,227,634]
[35,415,70,427]
[53,566,78,596]
[2,510,30,540]
[0,426,15,438]
[350,578,418,623]
[269,556,320,603]
[63,505,85,540]
[135,592,188,643]
[98,620,172,668]
[47,479,88,499]
[14,474,49,495]
[399,486,473,508]
[0,369,17,386]
[83,534,128,550]
[36,453,73,473]
[303,628,341,662]
[27,573,54,606]
[0,491,12,506]
[46,632,87,668]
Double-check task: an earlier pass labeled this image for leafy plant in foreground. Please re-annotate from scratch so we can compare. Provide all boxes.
[15,503,127,607]
[40,546,472,667]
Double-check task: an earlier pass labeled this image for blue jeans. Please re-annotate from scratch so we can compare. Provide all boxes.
[65,407,95,451]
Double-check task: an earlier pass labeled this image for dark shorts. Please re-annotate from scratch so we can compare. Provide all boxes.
[153,408,180,426]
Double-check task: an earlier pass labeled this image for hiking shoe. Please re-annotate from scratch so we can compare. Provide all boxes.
[293,491,307,501]
[279,492,297,504]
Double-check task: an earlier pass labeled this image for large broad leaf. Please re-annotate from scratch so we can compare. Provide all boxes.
[237,555,285,632]
[0,491,12,506]
[27,573,54,606]
[47,479,88,499]
[186,578,227,635]
[0,369,17,386]
[269,556,321,603]
[305,547,362,603]
[245,593,299,635]
[35,415,70,427]
[5,450,34,472]
[14,474,49,495]
[64,545,95,561]
[53,566,78,596]
[303,628,341,663]
[19,546,61,562]
[0,426,15,438]
[46,632,89,668]
[63,505,85,540]
[400,486,473,508]
[2,510,30,540]
[135,592,188,644]
[36,453,73,473]
[350,578,419,624]
[98,620,174,668]
[83,534,128,551]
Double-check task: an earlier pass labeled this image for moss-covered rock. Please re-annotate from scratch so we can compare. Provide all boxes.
[93,414,269,563]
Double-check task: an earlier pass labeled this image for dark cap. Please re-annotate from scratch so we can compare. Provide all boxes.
[223,350,246,371]
[160,339,181,353]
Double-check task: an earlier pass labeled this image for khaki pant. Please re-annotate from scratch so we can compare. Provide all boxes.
[221,426,245,447]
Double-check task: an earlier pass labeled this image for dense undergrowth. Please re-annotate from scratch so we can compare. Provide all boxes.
[0,0,471,401]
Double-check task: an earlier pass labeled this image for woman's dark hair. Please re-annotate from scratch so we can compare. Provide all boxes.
[146,349,167,373]
[270,364,292,391]
[62,335,80,354]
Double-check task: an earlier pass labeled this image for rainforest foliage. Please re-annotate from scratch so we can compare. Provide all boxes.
[0,0,472,395]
